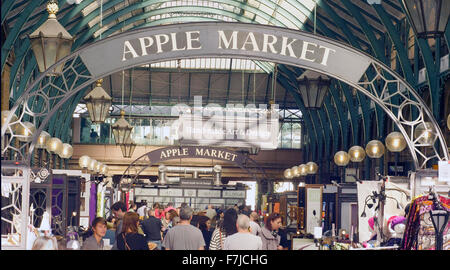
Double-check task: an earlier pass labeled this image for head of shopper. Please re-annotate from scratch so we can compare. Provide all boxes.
[148,208,156,217]
[198,215,211,231]
[92,217,107,238]
[179,205,194,221]
[236,214,251,233]
[250,211,259,222]
[265,213,282,232]
[111,201,127,219]
[222,208,238,236]
[122,212,140,234]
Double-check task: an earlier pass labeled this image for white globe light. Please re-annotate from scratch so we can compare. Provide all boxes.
[292,166,300,177]
[284,168,293,179]
[45,137,63,154]
[88,159,97,171]
[385,132,407,152]
[36,131,51,149]
[334,151,350,166]
[414,122,437,145]
[17,121,35,142]
[306,162,318,174]
[299,164,308,176]
[365,140,385,158]
[348,146,366,162]
[78,155,91,168]
[94,162,102,173]
[59,143,73,159]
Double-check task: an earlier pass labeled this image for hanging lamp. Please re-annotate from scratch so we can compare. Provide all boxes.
[29,0,74,75]
[83,79,112,124]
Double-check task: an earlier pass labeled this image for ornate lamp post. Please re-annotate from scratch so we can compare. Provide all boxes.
[111,110,133,145]
[334,151,350,183]
[306,161,318,184]
[83,79,112,124]
[430,209,449,250]
[348,146,365,180]
[402,0,449,39]
[385,132,407,176]
[28,1,74,75]
[296,71,330,109]
[59,143,73,169]
[365,140,385,178]
[46,137,63,168]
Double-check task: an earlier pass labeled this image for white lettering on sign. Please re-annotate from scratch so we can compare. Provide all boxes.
[122,30,336,67]
[210,199,225,204]
[222,190,246,198]
[159,188,183,197]
[134,188,158,196]
[198,189,221,197]
[122,31,202,61]
[184,189,197,197]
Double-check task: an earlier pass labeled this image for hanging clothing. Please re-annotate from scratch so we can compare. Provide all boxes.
[401,195,450,250]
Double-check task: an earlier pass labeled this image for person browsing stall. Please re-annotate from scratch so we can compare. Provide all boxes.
[81,217,107,250]
[224,214,262,250]
[162,206,205,250]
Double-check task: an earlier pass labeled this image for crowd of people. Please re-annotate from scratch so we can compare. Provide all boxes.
[30,201,288,251]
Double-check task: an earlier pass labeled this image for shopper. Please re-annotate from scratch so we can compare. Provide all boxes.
[111,201,127,250]
[198,215,212,250]
[164,202,176,214]
[209,208,238,250]
[260,213,283,250]
[116,212,149,250]
[224,214,262,250]
[153,202,162,218]
[129,201,137,212]
[104,216,116,246]
[163,209,179,238]
[249,211,262,236]
[205,205,216,221]
[81,217,107,250]
[161,210,171,231]
[141,208,163,250]
[137,201,148,219]
[162,206,205,250]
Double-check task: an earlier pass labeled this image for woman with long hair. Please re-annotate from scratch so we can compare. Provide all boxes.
[162,209,179,239]
[209,208,238,250]
[116,212,149,250]
[198,215,212,250]
[259,212,283,250]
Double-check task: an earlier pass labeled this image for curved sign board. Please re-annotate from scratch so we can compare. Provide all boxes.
[79,22,371,84]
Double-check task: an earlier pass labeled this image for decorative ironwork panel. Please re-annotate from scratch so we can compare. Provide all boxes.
[29,185,51,228]
[51,175,68,237]
[1,163,30,250]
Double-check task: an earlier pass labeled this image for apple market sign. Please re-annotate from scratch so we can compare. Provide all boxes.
[4,22,448,169]
[79,22,370,84]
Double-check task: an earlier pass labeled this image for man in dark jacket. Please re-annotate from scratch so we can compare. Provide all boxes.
[140,208,163,250]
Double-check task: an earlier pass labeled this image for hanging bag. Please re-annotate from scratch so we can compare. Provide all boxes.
[122,233,131,250]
